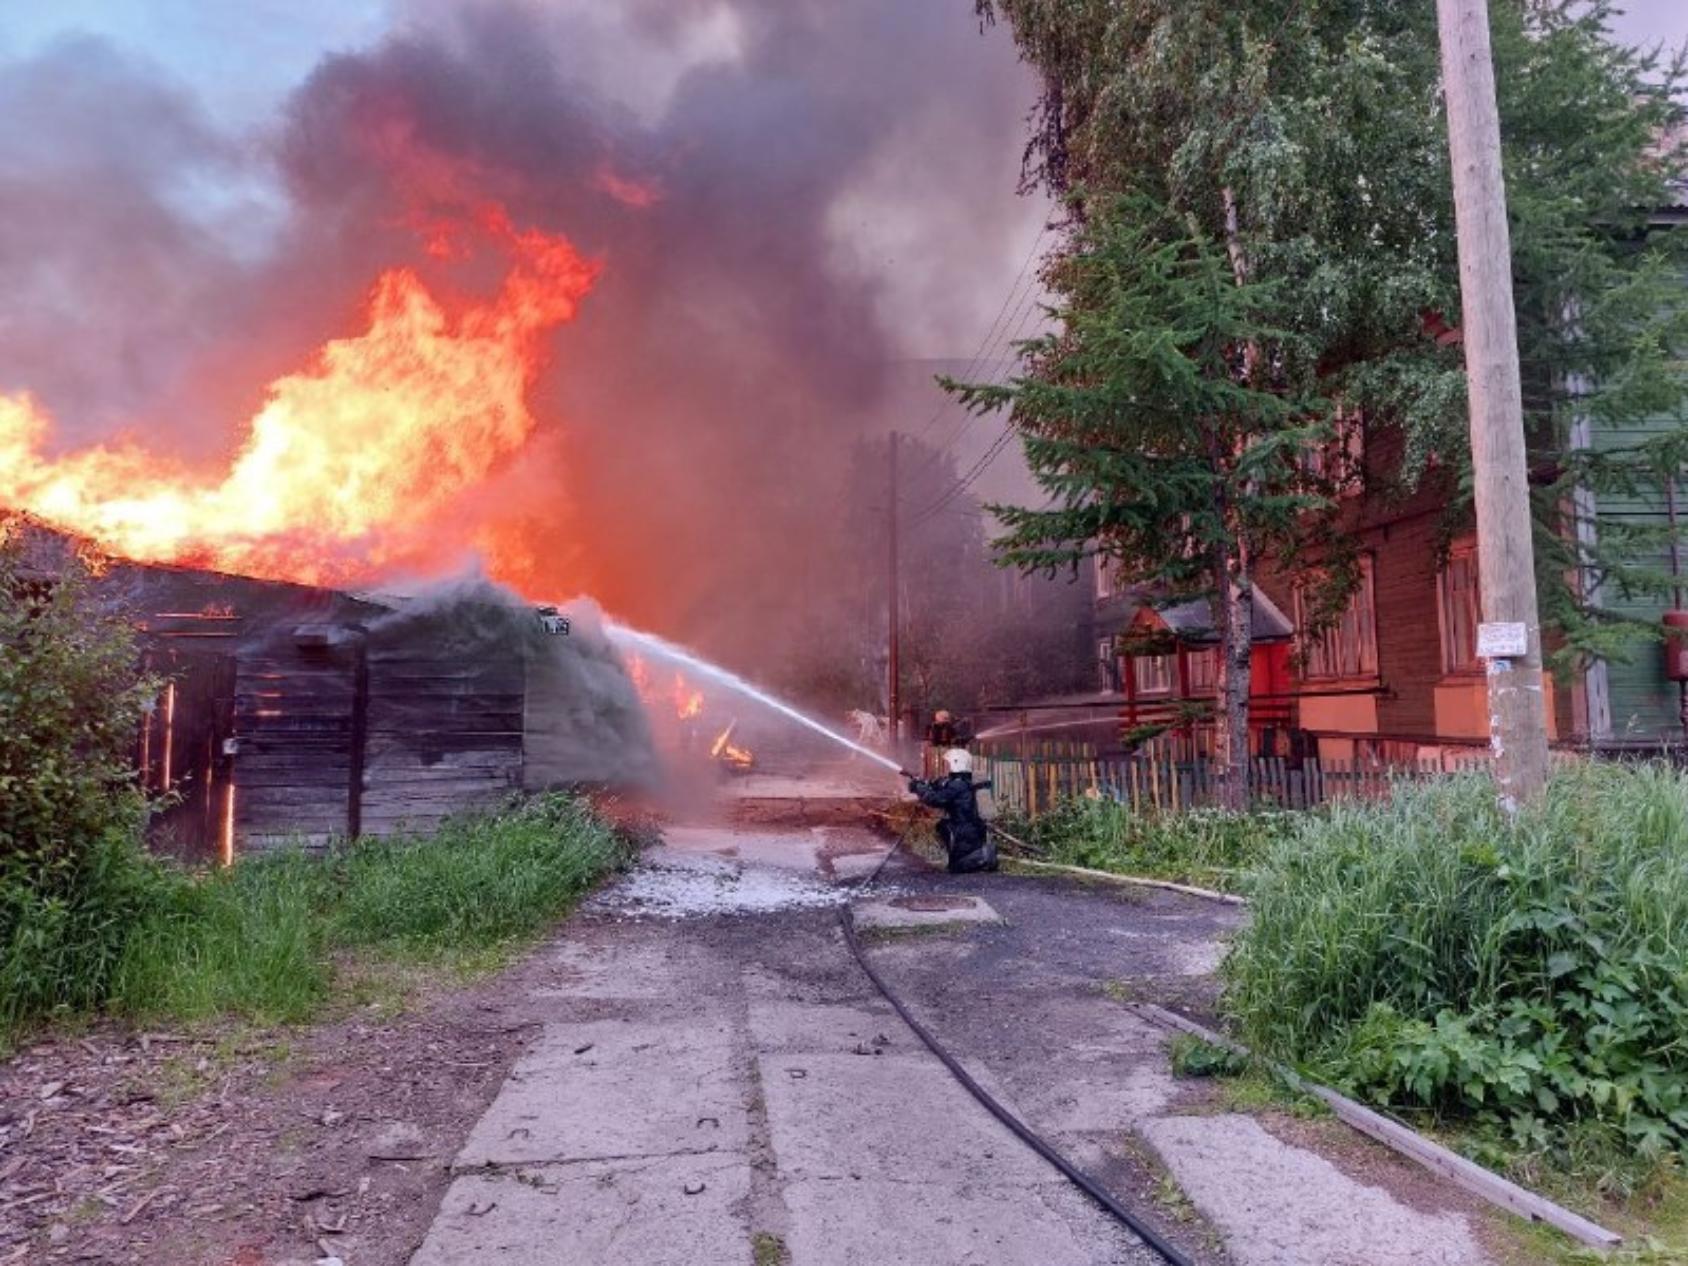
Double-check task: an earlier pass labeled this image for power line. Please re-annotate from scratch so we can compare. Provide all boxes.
[902,286,1050,527]
[912,276,1046,477]
[906,426,1019,529]
[908,222,1050,448]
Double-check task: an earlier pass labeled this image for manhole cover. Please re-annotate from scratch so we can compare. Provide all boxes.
[889,896,975,913]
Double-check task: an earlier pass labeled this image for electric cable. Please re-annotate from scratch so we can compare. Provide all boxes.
[838,817,1195,1266]
[910,223,1050,448]
[912,270,1046,473]
[905,427,1018,528]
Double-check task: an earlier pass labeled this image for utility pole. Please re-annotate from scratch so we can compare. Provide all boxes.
[887,431,902,749]
[1437,0,1550,805]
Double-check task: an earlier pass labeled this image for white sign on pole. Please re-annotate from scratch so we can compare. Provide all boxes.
[1477,622,1529,659]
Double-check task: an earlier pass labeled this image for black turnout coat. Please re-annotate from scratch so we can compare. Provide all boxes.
[908,772,997,873]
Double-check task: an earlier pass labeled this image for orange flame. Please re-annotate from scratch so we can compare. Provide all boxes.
[672,672,704,720]
[709,721,754,769]
[624,656,708,722]
[0,205,597,585]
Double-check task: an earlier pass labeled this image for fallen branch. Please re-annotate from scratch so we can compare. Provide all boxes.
[120,1188,164,1225]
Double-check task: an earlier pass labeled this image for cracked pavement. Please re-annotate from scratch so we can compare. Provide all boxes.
[408,775,1497,1265]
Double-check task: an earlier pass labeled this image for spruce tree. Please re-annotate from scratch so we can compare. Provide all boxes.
[963,0,1687,768]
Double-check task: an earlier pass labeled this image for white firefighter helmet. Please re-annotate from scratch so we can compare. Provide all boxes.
[943,747,974,775]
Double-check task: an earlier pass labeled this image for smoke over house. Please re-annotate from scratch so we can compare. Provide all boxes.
[0,1,1045,683]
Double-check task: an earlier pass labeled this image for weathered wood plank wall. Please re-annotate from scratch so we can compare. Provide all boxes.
[232,646,359,849]
[358,647,524,836]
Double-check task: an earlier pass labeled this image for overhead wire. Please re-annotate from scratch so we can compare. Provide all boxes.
[908,222,1051,449]
[901,229,1054,525]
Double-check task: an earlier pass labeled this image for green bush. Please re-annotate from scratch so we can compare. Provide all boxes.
[0,829,174,1031]
[1015,797,1293,892]
[0,537,160,1034]
[0,539,155,900]
[1225,765,1688,1165]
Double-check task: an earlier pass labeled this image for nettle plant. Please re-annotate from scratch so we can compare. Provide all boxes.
[1227,766,1688,1165]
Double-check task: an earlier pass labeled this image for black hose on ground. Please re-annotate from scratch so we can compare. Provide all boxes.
[840,834,1196,1266]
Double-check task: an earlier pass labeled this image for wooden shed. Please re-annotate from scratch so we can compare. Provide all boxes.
[98,557,651,860]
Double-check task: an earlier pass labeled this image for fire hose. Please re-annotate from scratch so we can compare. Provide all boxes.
[839,810,1195,1266]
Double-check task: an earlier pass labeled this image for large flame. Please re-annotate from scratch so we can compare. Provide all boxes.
[0,205,597,585]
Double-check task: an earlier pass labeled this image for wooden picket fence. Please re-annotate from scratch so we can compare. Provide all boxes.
[972,749,1494,818]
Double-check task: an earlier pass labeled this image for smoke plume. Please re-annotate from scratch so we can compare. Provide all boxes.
[0,1,1043,683]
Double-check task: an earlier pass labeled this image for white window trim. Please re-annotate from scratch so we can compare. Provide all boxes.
[1133,653,1176,697]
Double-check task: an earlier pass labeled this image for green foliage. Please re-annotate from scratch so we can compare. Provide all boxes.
[1169,1033,1251,1078]
[326,795,626,953]
[1014,796,1292,891]
[973,0,1688,666]
[0,828,178,1033]
[1226,764,1688,1169]
[0,794,629,1046]
[948,205,1332,590]
[0,538,155,900]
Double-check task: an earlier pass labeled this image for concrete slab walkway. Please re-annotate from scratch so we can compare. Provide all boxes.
[407,811,1500,1265]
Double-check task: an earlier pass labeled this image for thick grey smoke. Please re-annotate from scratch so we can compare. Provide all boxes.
[367,576,659,787]
[0,2,1043,687]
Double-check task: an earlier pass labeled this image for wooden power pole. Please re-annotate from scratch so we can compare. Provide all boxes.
[887,431,902,747]
[1436,0,1550,806]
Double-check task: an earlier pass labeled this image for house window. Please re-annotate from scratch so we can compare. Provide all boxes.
[1438,543,1481,674]
[1300,409,1366,494]
[1186,647,1219,695]
[1097,638,1119,692]
[1096,555,1117,600]
[1297,559,1378,681]
[1134,654,1176,697]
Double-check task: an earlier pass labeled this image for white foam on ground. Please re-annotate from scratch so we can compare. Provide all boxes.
[590,850,880,919]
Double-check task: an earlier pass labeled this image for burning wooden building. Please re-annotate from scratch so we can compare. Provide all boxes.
[67,547,654,860]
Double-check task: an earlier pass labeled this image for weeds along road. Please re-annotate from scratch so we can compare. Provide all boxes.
[406,762,1505,1266]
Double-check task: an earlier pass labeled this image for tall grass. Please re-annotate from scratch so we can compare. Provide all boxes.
[1013,797,1293,892]
[329,795,622,952]
[0,794,628,1044]
[1226,764,1688,1165]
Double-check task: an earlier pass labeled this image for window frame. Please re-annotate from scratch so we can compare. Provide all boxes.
[1097,638,1118,692]
[1133,653,1176,697]
[1296,557,1379,683]
[1437,540,1482,676]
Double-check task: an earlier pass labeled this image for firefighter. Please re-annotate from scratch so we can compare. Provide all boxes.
[908,748,997,874]
[924,709,972,777]
[926,709,958,749]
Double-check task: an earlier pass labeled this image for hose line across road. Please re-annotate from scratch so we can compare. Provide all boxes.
[840,836,1196,1266]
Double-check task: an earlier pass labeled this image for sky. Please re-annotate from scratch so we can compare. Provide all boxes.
[1610,0,1688,51]
[0,1,1047,365]
[0,0,1680,364]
